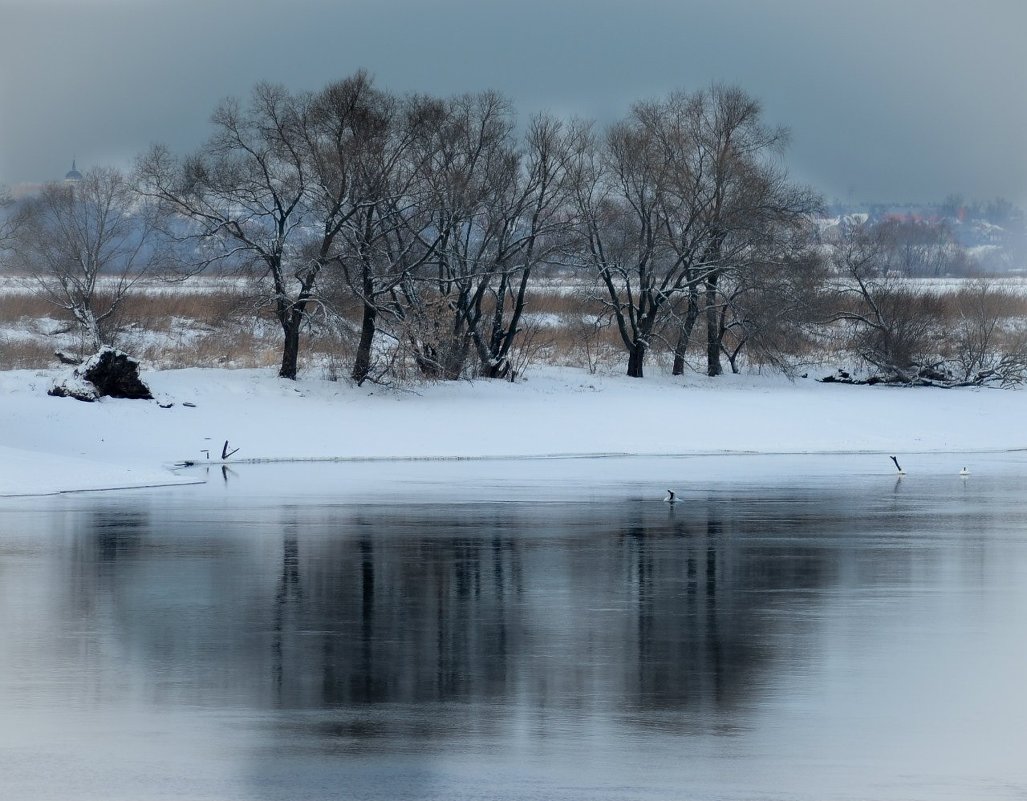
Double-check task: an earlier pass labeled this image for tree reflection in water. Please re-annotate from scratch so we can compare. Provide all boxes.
[12,467,1018,800]
[54,484,940,755]
[56,491,873,750]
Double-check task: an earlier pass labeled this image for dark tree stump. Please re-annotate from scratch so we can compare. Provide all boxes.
[49,348,153,402]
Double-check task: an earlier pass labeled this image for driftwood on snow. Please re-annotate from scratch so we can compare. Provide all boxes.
[820,363,1017,388]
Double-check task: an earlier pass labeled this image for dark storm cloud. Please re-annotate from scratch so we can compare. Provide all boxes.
[2,0,1025,206]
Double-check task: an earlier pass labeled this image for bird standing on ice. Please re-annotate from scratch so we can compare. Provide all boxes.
[890,456,906,476]
[664,489,677,504]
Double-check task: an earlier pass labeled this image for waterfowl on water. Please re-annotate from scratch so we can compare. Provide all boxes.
[890,456,906,476]
[664,489,677,504]
[960,467,970,477]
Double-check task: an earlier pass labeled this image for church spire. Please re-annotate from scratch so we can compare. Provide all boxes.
[64,158,83,183]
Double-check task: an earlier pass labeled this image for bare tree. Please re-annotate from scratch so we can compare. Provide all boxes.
[394,91,527,380]
[569,86,816,378]
[139,73,387,379]
[824,235,1027,386]
[568,115,678,378]
[947,279,1027,386]
[828,225,941,381]
[715,245,824,374]
[875,217,961,277]
[0,186,20,270]
[672,86,818,377]
[0,185,13,246]
[333,101,577,383]
[322,92,443,385]
[467,114,575,379]
[139,84,311,378]
[9,167,165,355]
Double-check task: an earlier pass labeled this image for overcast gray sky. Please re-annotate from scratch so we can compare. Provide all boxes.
[1,0,1025,207]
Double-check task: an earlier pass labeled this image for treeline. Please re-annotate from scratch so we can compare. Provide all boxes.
[133,73,824,381]
[3,72,1026,386]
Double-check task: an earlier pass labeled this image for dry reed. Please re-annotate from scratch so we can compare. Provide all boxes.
[4,276,1027,375]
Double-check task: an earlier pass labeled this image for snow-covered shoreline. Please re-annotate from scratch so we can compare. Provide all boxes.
[2,365,1025,497]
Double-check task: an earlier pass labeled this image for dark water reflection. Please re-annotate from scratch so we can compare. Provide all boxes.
[2,458,1027,800]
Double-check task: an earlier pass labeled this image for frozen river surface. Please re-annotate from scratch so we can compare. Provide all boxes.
[2,454,1027,800]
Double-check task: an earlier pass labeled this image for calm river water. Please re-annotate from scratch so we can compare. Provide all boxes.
[2,455,1027,801]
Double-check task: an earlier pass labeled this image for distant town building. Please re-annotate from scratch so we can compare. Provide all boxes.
[64,160,83,184]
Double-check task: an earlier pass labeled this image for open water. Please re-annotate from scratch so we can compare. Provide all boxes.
[2,455,1026,800]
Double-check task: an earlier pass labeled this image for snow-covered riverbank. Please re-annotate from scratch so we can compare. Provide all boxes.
[2,365,1025,496]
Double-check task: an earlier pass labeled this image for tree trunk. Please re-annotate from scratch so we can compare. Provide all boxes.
[705,273,722,377]
[414,344,441,379]
[480,357,511,380]
[351,300,378,385]
[473,314,510,379]
[441,336,470,380]
[279,318,302,380]
[627,342,646,378]
[75,305,105,353]
[720,302,744,374]
[672,288,701,376]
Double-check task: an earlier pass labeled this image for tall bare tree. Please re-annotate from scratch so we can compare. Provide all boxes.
[664,86,818,377]
[398,105,575,380]
[323,93,443,385]
[139,72,386,379]
[568,115,680,378]
[569,87,815,379]
[10,167,165,355]
[470,114,575,379]
[394,91,526,380]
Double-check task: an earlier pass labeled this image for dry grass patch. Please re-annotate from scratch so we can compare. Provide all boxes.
[0,292,60,321]
[6,272,1027,378]
[131,329,280,370]
[0,339,59,370]
[934,286,1027,320]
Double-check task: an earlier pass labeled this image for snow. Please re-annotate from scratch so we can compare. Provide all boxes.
[1,364,1025,497]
